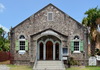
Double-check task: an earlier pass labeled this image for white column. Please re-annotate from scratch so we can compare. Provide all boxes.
[44,44,46,60]
[59,44,61,60]
[60,43,62,61]
[38,44,40,60]
[53,44,55,60]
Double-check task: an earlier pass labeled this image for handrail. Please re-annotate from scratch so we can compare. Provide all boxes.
[61,59,66,70]
[33,53,38,69]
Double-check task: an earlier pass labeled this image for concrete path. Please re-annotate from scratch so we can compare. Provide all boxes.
[0,65,10,70]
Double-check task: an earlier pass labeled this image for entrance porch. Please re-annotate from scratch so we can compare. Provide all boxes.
[37,35,61,60]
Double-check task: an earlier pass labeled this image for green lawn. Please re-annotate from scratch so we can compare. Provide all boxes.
[67,66,100,70]
[1,61,100,70]
[8,65,32,70]
[7,65,100,70]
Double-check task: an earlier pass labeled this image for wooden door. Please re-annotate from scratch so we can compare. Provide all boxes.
[40,42,43,60]
[46,41,53,60]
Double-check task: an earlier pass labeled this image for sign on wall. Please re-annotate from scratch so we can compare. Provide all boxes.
[62,57,67,60]
[89,57,97,66]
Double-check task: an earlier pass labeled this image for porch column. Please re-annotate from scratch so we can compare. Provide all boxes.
[53,44,55,60]
[38,44,40,60]
[59,44,61,60]
[44,44,46,60]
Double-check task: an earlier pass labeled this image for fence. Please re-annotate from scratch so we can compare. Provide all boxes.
[0,51,10,62]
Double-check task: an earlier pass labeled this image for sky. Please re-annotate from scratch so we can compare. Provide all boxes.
[0,0,100,32]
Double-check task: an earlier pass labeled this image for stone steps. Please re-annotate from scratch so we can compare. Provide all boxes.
[33,61,65,70]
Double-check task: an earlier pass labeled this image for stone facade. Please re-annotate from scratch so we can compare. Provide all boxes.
[10,4,88,66]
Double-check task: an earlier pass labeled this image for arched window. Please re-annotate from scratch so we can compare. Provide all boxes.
[19,35,25,50]
[73,35,80,52]
[19,35,25,39]
[74,35,79,39]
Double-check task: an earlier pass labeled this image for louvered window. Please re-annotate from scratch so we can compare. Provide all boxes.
[47,12,53,21]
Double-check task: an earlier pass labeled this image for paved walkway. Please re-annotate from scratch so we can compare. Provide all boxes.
[0,65,10,70]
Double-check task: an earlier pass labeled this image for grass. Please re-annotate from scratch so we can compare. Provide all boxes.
[67,66,100,70]
[0,61,100,70]
[7,65,32,70]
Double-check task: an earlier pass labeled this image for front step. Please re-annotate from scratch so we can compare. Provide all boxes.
[33,61,66,70]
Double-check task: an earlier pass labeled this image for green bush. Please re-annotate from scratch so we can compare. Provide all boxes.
[95,48,100,55]
[69,57,80,65]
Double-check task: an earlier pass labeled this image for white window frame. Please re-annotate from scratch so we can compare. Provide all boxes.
[19,39,26,50]
[18,35,26,54]
[47,12,54,21]
[18,39,26,54]
[73,40,80,53]
[19,35,26,51]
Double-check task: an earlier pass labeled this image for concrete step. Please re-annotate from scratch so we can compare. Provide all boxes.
[33,61,66,70]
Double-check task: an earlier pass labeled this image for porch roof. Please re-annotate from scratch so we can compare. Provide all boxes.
[30,28,68,38]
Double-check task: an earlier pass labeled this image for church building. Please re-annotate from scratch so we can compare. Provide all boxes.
[10,4,88,69]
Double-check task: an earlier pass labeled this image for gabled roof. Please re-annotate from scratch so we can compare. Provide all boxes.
[12,3,84,30]
[30,28,68,38]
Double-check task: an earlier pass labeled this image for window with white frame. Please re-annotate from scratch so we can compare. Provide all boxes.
[19,35,25,50]
[47,12,53,21]
[71,35,83,53]
[74,41,79,51]
[73,35,80,52]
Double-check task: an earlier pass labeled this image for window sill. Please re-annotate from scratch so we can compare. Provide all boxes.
[18,50,26,54]
[73,51,81,53]
[62,57,67,60]
[63,54,69,56]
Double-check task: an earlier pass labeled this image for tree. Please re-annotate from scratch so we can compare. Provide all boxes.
[82,7,100,55]
[0,27,10,51]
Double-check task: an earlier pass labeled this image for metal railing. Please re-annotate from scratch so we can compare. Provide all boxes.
[33,53,38,69]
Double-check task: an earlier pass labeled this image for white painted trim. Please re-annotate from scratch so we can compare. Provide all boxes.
[41,30,58,36]
[18,50,26,54]
[45,38,54,44]
[18,39,26,51]
[18,34,26,39]
[72,40,81,53]
[44,45,46,60]
[18,34,26,51]
[73,35,80,39]
[73,51,81,53]
[53,44,55,60]
[54,41,60,44]
[19,39,25,41]
[61,44,63,61]
[37,38,61,60]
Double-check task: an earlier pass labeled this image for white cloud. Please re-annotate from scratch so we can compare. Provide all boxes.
[0,3,5,12]
[0,24,9,32]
